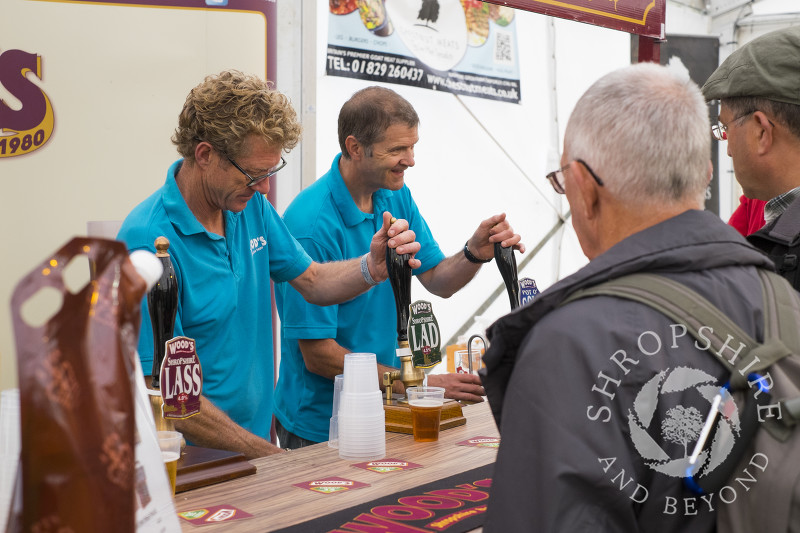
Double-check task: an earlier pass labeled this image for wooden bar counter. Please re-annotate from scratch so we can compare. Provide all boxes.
[175,402,498,532]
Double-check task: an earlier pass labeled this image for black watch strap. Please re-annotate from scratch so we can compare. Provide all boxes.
[463,241,492,264]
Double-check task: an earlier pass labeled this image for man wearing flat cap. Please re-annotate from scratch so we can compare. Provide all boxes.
[702,27,800,290]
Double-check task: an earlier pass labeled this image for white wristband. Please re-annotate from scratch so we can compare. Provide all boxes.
[360,253,379,286]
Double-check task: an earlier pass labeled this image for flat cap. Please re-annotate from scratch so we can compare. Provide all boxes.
[702,26,800,106]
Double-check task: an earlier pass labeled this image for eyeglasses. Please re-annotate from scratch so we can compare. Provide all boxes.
[712,111,777,141]
[711,111,755,141]
[226,155,287,187]
[545,159,605,194]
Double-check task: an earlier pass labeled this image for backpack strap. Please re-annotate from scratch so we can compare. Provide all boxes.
[757,269,800,433]
[766,197,800,244]
[749,200,800,283]
[562,273,764,385]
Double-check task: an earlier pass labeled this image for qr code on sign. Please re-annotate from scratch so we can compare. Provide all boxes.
[494,31,513,65]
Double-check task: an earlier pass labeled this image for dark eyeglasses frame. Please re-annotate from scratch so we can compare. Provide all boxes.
[226,154,287,187]
[545,159,605,194]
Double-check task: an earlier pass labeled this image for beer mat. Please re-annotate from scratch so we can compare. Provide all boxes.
[272,463,493,533]
[350,458,423,473]
[293,476,370,494]
[456,436,500,448]
[178,504,254,526]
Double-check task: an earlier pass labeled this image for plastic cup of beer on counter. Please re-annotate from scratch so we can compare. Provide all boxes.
[406,386,445,442]
[157,430,182,495]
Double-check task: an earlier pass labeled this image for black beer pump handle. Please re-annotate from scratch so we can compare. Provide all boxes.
[386,220,412,344]
[494,242,520,310]
[147,236,178,388]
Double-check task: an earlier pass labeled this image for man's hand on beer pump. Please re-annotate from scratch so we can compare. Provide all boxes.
[367,212,421,282]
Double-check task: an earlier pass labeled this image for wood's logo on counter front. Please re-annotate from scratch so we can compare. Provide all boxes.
[0,48,55,158]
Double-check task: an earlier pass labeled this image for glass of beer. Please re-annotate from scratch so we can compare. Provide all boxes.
[157,430,182,495]
[406,386,445,442]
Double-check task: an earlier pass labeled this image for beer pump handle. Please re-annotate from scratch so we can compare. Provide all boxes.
[147,237,178,388]
[386,222,412,344]
[494,242,520,310]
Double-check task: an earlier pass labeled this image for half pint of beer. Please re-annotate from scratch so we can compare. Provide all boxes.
[406,386,445,442]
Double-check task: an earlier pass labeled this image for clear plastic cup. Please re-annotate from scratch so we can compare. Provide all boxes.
[328,374,344,449]
[342,353,378,393]
[338,390,384,416]
[157,430,182,495]
[338,410,385,460]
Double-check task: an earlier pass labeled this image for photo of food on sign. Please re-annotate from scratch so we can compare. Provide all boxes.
[488,3,514,26]
[357,0,393,37]
[461,0,490,46]
[329,0,357,15]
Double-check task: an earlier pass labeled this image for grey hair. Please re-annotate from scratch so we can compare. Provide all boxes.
[564,62,710,207]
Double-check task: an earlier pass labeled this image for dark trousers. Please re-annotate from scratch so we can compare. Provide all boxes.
[275,418,320,450]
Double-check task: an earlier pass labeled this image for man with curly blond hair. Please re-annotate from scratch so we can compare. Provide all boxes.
[118,71,420,457]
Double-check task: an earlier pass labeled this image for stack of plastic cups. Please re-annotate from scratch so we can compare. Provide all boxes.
[328,374,344,449]
[338,353,386,461]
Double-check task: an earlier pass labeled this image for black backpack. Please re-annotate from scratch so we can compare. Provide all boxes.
[748,197,800,291]
[563,269,800,532]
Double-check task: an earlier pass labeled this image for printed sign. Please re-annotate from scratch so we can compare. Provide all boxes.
[327,0,521,103]
[492,0,666,39]
[160,336,203,419]
[351,458,423,473]
[293,476,370,494]
[408,300,442,369]
[0,48,55,158]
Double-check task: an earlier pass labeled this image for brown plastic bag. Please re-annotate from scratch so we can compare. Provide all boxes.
[8,237,147,533]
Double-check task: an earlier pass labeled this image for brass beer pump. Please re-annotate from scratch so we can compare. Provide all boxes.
[382,237,424,401]
[382,221,465,433]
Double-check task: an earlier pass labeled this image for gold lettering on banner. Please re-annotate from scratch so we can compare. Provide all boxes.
[527,0,657,26]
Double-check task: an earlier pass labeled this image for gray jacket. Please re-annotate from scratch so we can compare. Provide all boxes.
[480,210,775,532]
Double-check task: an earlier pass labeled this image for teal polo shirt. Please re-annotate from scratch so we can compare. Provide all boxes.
[275,153,446,442]
[118,159,312,440]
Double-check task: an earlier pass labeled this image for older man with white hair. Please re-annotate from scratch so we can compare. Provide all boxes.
[480,62,774,532]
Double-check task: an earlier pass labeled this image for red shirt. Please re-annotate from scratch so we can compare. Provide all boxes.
[728,195,766,236]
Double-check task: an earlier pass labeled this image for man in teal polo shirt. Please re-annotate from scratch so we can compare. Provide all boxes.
[275,86,524,448]
[118,72,420,458]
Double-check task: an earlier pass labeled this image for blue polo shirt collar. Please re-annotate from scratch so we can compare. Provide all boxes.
[329,153,392,227]
[161,159,238,241]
